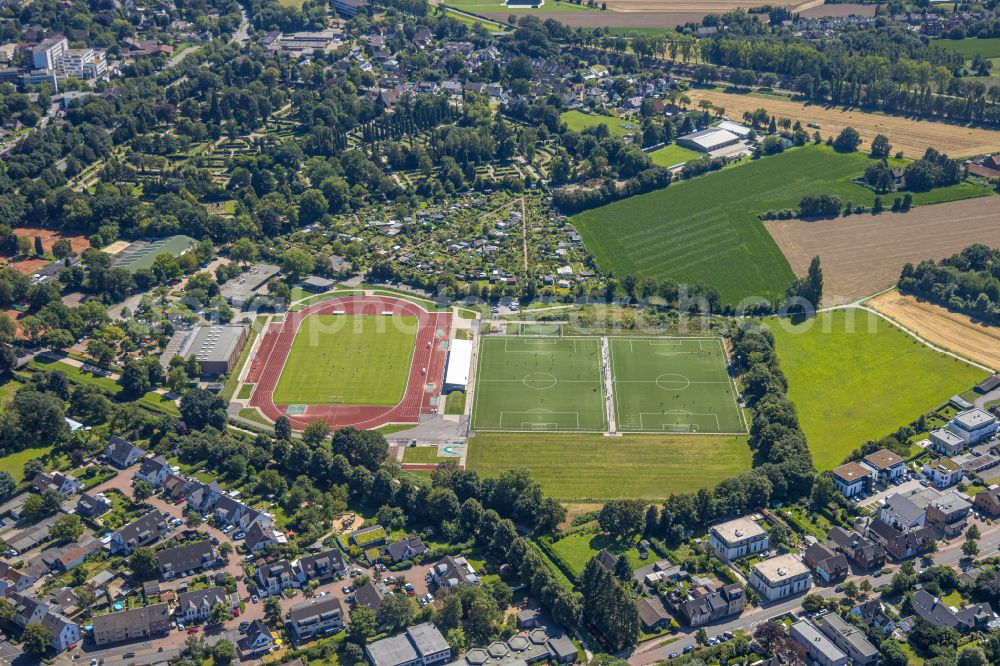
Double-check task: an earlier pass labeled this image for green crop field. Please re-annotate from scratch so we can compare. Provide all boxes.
[766,308,987,471]
[610,338,744,433]
[560,110,637,138]
[572,145,985,306]
[466,432,752,500]
[472,336,606,431]
[273,314,416,405]
[933,37,1000,59]
[648,143,702,167]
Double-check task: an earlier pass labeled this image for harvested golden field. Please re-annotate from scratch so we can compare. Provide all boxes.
[764,196,1000,306]
[603,0,792,12]
[686,89,1000,158]
[869,290,1000,371]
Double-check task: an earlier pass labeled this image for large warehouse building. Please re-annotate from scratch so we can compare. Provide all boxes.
[443,339,473,393]
[676,127,741,153]
[178,324,249,377]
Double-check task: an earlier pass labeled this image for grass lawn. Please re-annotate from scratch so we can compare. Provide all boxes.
[29,357,179,416]
[273,314,416,405]
[547,529,645,577]
[648,143,702,167]
[472,336,606,431]
[0,446,54,482]
[765,308,987,470]
[572,145,984,306]
[560,110,638,138]
[375,423,417,435]
[466,431,752,500]
[238,408,272,426]
[237,383,254,400]
[443,8,508,32]
[402,447,454,464]
[609,337,743,433]
[933,37,1000,58]
[445,390,466,415]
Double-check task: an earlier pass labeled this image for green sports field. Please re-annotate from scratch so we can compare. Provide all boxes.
[472,336,606,431]
[466,432,752,500]
[273,314,416,405]
[648,143,702,167]
[766,308,987,471]
[571,144,988,306]
[445,0,597,14]
[610,338,744,433]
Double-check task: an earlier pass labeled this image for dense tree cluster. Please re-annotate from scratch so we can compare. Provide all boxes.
[900,244,1000,324]
[580,558,639,651]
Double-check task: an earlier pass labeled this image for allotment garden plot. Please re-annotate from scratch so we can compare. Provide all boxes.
[610,338,744,433]
[473,337,606,432]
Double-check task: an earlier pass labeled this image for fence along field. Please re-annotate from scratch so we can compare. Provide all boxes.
[609,337,745,433]
[472,336,607,431]
[685,88,1000,158]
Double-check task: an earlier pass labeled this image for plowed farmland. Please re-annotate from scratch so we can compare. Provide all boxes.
[869,290,1000,371]
[765,196,1000,306]
[685,89,1000,158]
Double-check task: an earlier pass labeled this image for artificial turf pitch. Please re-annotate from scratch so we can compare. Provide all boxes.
[609,338,744,433]
[272,314,417,405]
[472,336,606,431]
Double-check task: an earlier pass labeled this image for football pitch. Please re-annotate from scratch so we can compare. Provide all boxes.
[272,314,416,405]
[610,338,744,433]
[472,337,607,431]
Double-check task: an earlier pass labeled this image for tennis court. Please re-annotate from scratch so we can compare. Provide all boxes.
[609,337,744,433]
[472,336,606,431]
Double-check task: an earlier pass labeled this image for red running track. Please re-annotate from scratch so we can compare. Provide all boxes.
[246,296,452,430]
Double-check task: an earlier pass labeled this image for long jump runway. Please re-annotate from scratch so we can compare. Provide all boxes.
[246,295,452,430]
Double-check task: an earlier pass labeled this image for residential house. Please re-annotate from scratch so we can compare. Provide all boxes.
[429,555,480,589]
[105,436,144,468]
[593,550,618,572]
[241,619,274,654]
[76,492,111,518]
[351,525,388,549]
[244,521,286,552]
[51,543,91,572]
[386,536,427,563]
[635,597,672,630]
[925,490,972,539]
[866,518,933,560]
[923,458,964,488]
[257,560,298,597]
[110,510,168,554]
[33,471,81,496]
[930,428,966,456]
[827,527,885,571]
[803,543,849,584]
[0,560,36,595]
[365,622,451,666]
[295,548,347,583]
[668,582,745,628]
[974,485,1000,517]
[817,612,878,666]
[354,581,389,613]
[878,493,927,532]
[861,449,906,483]
[175,587,238,622]
[850,599,896,634]
[748,554,811,601]
[789,620,847,666]
[10,592,49,626]
[909,588,998,632]
[829,462,871,498]
[288,596,345,643]
[708,516,769,560]
[156,540,217,580]
[41,611,80,652]
[92,603,171,645]
[134,455,171,487]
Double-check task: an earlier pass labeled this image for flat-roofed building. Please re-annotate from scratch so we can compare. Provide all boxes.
[677,127,740,153]
[179,324,249,377]
[331,0,368,17]
[948,408,998,445]
[926,490,972,539]
[923,457,964,489]
[861,448,906,483]
[817,610,878,665]
[220,263,280,307]
[708,516,768,560]
[365,622,450,666]
[749,554,811,601]
[443,339,472,393]
[790,620,847,666]
[930,428,966,456]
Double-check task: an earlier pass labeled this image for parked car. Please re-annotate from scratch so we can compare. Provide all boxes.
[123,652,135,658]
[239,622,250,633]
[251,595,259,604]
[233,531,246,540]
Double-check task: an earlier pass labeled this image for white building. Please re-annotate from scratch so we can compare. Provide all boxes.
[32,35,68,71]
[829,462,871,498]
[443,338,472,393]
[947,408,998,446]
[63,48,107,79]
[749,554,812,601]
[923,458,964,489]
[708,517,769,560]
